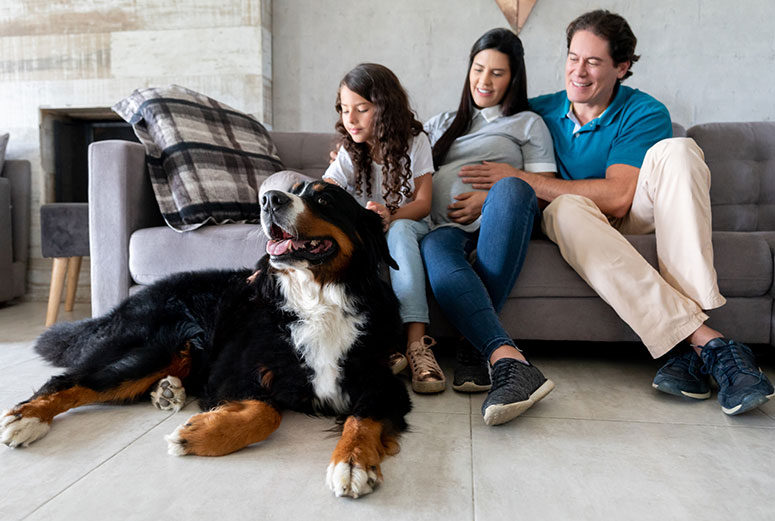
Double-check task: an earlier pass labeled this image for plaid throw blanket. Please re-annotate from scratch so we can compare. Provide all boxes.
[113,85,284,231]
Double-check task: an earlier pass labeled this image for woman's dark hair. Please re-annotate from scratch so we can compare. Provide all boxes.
[566,9,639,81]
[334,63,424,213]
[431,28,529,169]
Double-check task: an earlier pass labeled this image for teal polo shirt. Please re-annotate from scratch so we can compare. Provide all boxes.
[530,85,672,180]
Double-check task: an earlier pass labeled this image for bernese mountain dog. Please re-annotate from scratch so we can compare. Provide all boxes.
[0,181,411,499]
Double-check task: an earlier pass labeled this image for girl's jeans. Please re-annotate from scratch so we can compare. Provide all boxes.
[387,218,431,324]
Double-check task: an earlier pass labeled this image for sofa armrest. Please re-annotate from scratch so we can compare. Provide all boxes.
[2,160,31,266]
[0,178,11,283]
[88,140,161,316]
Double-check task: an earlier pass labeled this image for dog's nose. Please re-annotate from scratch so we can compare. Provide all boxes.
[261,190,290,211]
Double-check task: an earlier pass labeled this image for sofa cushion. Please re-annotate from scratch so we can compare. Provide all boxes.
[688,122,775,232]
[113,85,284,232]
[270,131,335,179]
[129,224,267,285]
[512,232,772,299]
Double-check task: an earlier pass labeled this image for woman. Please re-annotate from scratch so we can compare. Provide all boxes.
[421,28,557,426]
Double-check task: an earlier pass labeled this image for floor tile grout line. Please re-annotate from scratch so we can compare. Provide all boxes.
[470,413,775,430]
[468,395,477,521]
[19,411,177,521]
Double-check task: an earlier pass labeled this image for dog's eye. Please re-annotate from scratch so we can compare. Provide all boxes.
[317,196,328,206]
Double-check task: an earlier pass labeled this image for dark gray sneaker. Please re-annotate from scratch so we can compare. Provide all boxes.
[481,358,555,426]
[652,348,711,400]
[700,338,775,415]
[453,340,491,392]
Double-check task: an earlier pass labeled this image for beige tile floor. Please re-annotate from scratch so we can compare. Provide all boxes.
[1,299,774,521]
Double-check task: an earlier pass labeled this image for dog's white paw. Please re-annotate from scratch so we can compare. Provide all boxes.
[0,410,51,448]
[326,461,381,499]
[150,376,186,412]
[164,423,190,456]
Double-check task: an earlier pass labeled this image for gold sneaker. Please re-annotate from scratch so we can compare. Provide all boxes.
[406,336,445,394]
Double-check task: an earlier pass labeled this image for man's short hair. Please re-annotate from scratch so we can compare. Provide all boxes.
[566,9,640,81]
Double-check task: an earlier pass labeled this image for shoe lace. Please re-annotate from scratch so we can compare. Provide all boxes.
[491,360,520,390]
[701,341,753,385]
[407,336,442,377]
[668,352,693,371]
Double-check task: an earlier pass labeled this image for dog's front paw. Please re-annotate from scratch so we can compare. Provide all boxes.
[165,422,191,456]
[0,410,51,448]
[326,459,382,499]
[150,376,186,412]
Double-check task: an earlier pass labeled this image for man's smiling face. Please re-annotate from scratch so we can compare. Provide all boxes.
[565,29,630,114]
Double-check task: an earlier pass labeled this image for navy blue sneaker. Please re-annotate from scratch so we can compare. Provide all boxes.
[700,338,775,415]
[652,348,711,400]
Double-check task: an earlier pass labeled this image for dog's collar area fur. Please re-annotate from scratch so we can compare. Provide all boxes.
[277,267,363,414]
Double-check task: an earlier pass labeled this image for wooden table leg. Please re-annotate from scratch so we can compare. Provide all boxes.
[64,256,82,312]
[45,257,68,327]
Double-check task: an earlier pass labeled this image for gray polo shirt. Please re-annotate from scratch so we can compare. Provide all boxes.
[424,105,556,231]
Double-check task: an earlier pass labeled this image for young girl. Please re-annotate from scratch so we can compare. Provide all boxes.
[323,63,444,394]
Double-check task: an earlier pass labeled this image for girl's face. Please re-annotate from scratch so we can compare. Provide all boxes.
[339,86,376,144]
[469,49,512,108]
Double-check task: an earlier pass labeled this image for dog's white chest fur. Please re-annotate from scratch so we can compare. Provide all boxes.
[277,269,364,413]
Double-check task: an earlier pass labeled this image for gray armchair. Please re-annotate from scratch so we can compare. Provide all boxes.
[0,159,31,302]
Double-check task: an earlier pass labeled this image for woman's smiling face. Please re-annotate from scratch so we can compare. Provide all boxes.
[469,49,512,109]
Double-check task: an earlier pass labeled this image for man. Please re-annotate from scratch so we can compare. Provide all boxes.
[459,9,773,415]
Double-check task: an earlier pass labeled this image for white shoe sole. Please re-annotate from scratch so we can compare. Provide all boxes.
[482,379,555,426]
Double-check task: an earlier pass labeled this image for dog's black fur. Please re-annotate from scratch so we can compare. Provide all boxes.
[2,181,411,498]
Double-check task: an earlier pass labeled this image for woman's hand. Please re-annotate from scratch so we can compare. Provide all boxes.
[447,191,487,225]
[366,201,391,231]
[459,161,517,189]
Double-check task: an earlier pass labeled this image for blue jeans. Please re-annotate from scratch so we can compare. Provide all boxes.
[387,218,431,324]
[421,177,538,360]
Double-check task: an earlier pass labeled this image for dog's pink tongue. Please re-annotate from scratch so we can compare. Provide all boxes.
[267,239,292,256]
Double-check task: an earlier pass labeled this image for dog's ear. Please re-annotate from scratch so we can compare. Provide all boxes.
[357,205,399,271]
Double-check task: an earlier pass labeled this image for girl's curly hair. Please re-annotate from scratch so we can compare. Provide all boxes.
[335,63,424,213]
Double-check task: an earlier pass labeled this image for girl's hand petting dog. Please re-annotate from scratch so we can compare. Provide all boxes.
[366,201,391,231]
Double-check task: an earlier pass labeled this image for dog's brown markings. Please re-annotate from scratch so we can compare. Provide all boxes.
[330,417,401,482]
[174,400,281,456]
[258,365,274,388]
[246,269,261,284]
[294,211,355,284]
[7,348,192,424]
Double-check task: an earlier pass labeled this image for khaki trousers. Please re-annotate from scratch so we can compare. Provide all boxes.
[541,138,726,358]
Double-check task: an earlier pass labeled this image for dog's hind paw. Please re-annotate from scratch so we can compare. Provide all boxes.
[326,460,382,499]
[0,410,51,448]
[150,376,186,412]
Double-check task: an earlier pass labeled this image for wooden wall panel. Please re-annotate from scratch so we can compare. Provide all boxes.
[0,33,111,81]
[111,27,263,77]
[0,0,272,304]
[0,0,267,36]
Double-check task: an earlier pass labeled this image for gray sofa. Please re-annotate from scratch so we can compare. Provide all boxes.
[88,124,775,348]
[0,159,30,302]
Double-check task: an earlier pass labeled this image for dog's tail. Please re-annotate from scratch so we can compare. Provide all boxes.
[34,317,104,368]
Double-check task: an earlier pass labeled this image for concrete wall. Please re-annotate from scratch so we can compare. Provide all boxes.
[273,0,775,132]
